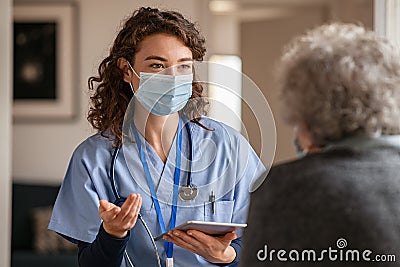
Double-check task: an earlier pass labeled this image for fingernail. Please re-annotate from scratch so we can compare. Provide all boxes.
[173,231,179,236]
[187,231,193,236]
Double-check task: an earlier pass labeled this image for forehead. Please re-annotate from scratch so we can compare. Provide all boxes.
[135,33,193,60]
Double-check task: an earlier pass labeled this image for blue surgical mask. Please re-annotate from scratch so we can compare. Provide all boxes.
[294,137,306,157]
[127,62,193,116]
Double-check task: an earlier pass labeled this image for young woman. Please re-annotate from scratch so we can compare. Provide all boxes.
[49,7,265,267]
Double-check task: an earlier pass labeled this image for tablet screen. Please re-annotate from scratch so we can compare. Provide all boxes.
[154,221,247,241]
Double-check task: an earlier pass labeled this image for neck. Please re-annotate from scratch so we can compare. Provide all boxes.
[133,99,179,162]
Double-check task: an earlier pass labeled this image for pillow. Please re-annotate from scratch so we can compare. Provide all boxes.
[31,206,77,253]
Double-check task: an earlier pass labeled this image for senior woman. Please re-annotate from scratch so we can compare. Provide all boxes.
[241,23,400,267]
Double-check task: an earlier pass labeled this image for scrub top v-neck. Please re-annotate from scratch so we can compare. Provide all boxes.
[132,117,184,263]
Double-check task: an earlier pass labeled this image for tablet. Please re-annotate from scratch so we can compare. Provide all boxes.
[154,221,247,241]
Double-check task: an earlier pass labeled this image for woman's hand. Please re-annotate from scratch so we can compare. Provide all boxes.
[99,193,142,238]
[163,230,237,264]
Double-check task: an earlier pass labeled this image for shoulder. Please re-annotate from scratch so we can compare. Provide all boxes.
[254,152,341,198]
[255,147,393,199]
[194,116,246,143]
[266,149,350,178]
[71,132,114,162]
[195,117,265,178]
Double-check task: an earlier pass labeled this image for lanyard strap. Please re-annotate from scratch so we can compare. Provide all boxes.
[132,117,183,259]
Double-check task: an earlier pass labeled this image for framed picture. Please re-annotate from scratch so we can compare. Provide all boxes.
[13,3,76,121]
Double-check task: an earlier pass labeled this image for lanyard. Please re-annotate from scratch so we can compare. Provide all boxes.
[132,117,183,260]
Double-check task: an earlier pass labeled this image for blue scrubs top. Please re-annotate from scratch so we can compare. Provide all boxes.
[49,117,266,267]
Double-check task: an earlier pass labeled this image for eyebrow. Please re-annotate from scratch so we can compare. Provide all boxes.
[144,55,193,62]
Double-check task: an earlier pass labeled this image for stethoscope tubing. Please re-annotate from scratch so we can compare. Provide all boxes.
[110,118,193,204]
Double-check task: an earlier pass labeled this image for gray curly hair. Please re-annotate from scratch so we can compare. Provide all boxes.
[278,22,400,144]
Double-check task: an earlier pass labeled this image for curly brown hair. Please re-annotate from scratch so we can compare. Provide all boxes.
[87,7,208,147]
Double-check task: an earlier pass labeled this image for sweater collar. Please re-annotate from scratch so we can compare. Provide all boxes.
[323,135,400,152]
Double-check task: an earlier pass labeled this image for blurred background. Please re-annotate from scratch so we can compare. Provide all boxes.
[1,0,399,266]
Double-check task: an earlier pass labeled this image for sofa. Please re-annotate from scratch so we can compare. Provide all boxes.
[12,182,79,267]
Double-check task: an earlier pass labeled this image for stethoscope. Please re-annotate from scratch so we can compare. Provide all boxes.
[109,117,198,207]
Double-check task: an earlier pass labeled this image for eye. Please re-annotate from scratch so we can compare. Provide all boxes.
[150,63,164,69]
[176,63,193,74]
[178,64,192,70]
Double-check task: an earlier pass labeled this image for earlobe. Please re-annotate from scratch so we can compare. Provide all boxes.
[117,57,133,83]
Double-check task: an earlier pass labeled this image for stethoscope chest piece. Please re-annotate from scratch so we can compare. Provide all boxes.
[179,185,198,201]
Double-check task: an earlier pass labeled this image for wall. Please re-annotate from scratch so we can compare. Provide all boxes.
[240,0,373,164]
[0,0,12,265]
[329,0,374,28]
[241,5,326,163]
[12,0,207,184]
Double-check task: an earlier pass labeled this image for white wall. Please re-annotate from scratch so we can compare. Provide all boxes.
[0,0,12,265]
[12,0,207,184]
